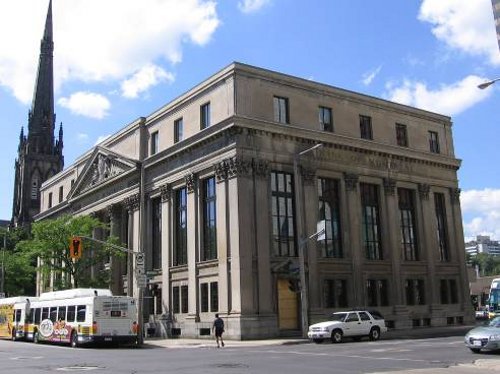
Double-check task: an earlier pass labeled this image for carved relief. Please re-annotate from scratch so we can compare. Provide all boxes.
[449,187,461,204]
[185,173,197,194]
[160,184,171,202]
[418,183,430,200]
[215,161,228,183]
[344,173,359,191]
[383,178,396,196]
[124,194,140,212]
[227,157,252,179]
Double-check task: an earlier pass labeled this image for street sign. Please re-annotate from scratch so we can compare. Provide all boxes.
[135,253,144,266]
[136,274,147,288]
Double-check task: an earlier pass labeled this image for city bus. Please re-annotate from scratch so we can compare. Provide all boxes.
[0,296,38,340]
[489,278,500,317]
[29,289,138,347]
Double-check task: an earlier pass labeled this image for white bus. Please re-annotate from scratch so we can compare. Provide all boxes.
[0,296,38,340]
[29,289,138,347]
[489,278,500,316]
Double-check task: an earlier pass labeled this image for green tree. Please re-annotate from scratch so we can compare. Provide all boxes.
[17,215,124,290]
[0,226,35,297]
[470,252,500,276]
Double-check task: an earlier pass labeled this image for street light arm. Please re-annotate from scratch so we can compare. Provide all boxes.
[478,77,500,89]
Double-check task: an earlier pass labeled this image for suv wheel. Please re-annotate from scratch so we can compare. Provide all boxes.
[369,327,380,341]
[331,329,343,343]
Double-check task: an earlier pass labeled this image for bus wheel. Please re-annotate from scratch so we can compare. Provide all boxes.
[70,332,78,348]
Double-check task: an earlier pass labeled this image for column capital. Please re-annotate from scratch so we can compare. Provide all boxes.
[107,203,121,219]
[160,183,172,202]
[215,161,228,183]
[227,156,252,179]
[252,158,269,179]
[344,172,359,191]
[449,187,461,204]
[418,183,430,200]
[124,193,140,212]
[185,173,197,194]
[383,178,396,196]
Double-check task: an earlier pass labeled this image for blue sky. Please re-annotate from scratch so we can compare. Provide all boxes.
[0,0,499,241]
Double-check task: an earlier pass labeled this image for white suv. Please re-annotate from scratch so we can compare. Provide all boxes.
[308,310,388,343]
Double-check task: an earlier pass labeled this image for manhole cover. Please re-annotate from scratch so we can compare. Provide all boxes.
[56,366,102,371]
[215,363,249,369]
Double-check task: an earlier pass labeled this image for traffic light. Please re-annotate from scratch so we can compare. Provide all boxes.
[69,236,83,259]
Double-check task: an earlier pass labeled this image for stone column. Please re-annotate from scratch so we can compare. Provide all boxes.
[160,184,172,316]
[253,159,273,315]
[383,178,403,305]
[343,173,363,306]
[449,188,474,323]
[124,194,140,297]
[214,161,230,315]
[185,173,199,320]
[108,203,124,296]
[227,157,254,315]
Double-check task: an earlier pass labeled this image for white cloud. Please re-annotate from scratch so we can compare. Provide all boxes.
[95,135,111,146]
[121,64,175,99]
[384,75,492,116]
[362,65,382,86]
[419,0,500,65]
[238,0,271,13]
[76,133,89,142]
[0,0,219,103]
[58,92,111,119]
[462,189,500,240]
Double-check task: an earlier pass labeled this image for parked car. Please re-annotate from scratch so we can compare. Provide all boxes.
[464,316,500,353]
[307,310,388,343]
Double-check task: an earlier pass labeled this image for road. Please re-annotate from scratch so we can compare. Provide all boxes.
[0,336,499,373]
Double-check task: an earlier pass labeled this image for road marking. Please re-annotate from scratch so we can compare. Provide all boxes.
[255,350,432,363]
[10,356,44,360]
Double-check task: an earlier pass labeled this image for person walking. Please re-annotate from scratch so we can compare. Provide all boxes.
[212,313,225,348]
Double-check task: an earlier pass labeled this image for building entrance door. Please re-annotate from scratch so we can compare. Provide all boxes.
[277,278,299,330]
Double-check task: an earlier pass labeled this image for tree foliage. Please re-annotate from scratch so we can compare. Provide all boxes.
[17,215,124,290]
[469,253,500,276]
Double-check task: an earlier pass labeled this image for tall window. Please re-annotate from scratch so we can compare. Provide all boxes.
[150,131,159,155]
[324,279,348,308]
[396,123,408,147]
[210,282,219,312]
[200,282,219,312]
[181,285,188,313]
[172,286,180,313]
[174,118,183,143]
[366,279,389,307]
[200,283,209,312]
[440,279,458,304]
[200,102,211,129]
[271,171,296,256]
[360,115,373,140]
[151,197,162,270]
[429,131,440,153]
[202,177,217,261]
[360,183,382,260]
[434,193,449,261]
[58,186,64,203]
[398,188,418,261]
[318,178,342,258]
[48,192,53,208]
[319,106,333,132]
[405,279,425,305]
[273,96,289,124]
[173,188,187,266]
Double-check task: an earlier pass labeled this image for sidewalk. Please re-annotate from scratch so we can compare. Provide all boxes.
[142,324,477,349]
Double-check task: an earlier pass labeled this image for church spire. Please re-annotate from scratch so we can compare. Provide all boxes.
[28,0,54,154]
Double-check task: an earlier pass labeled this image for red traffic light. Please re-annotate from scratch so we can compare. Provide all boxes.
[69,236,83,259]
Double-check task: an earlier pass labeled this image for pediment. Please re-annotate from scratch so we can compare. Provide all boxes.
[68,146,138,199]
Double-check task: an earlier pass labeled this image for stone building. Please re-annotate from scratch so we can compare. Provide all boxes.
[36,62,474,338]
[12,0,64,228]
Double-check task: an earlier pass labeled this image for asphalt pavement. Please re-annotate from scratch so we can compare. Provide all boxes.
[143,324,500,373]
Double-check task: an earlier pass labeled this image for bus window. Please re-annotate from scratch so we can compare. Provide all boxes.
[76,305,86,322]
[67,306,76,322]
[41,307,49,321]
[26,309,33,323]
[50,307,58,322]
[14,309,21,323]
[58,306,67,321]
[34,308,41,324]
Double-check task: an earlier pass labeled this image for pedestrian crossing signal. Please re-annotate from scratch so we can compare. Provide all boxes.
[69,236,83,259]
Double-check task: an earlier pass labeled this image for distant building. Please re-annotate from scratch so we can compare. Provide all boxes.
[11,0,64,228]
[492,0,500,52]
[465,236,500,257]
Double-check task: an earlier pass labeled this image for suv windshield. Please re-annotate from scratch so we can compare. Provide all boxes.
[330,313,348,322]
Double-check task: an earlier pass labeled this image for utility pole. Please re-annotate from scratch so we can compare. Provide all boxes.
[0,233,6,297]
[293,143,322,338]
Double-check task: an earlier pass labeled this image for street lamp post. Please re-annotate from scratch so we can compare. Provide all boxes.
[0,233,5,297]
[478,77,500,89]
[293,142,322,338]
